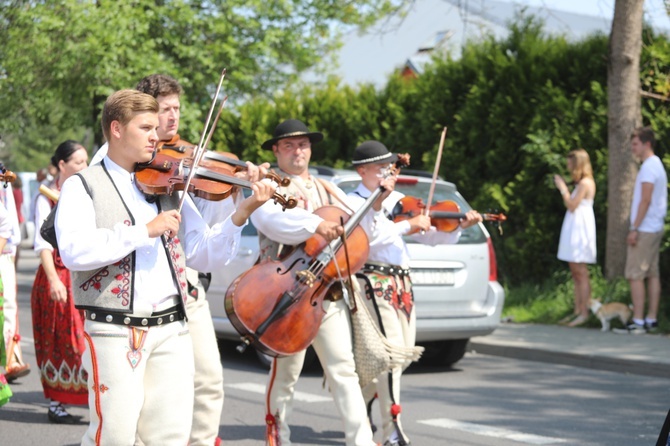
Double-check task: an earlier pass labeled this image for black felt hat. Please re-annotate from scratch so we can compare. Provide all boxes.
[261,119,324,150]
[351,140,398,166]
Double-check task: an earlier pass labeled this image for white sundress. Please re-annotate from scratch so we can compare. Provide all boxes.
[557,189,597,264]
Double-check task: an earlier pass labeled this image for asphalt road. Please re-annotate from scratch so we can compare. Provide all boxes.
[2,249,669,445]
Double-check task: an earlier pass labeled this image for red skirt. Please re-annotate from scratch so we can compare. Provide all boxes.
[30,250,88,405]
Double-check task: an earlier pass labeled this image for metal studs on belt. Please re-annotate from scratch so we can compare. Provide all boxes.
[90,313,96,320]
[169,314,175,322]
[141,318,148,326]
[106,315,113,323]
[123,317,131,325]
[157,318,163,325]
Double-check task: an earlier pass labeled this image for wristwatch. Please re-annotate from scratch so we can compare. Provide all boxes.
[629,226,638,232]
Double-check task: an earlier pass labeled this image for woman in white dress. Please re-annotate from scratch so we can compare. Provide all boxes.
[554,149,597,327]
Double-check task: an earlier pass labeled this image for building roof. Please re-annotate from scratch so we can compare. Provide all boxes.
[316,0,612,87]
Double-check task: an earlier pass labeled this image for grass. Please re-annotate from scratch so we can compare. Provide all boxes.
[502,267,670,334]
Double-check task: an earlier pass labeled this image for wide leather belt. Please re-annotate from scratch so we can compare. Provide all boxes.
[84,305,185,327]
[363,261,411,278]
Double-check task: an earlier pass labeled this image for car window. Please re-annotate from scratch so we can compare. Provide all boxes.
[334,177,487,244]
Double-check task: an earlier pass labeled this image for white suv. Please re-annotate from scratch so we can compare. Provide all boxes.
[207,167,505,367]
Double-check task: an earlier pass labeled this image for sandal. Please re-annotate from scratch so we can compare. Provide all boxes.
[558,314,577,325]
[567,314,588,327]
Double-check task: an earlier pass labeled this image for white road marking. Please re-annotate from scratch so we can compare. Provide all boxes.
[226,382,332,403]
[418,418,566,445]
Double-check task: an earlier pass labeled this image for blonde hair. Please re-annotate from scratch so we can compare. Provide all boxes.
[567,149,593,183]
[101,89,159,141]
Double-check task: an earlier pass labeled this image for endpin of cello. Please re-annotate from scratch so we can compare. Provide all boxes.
[236,337,250,353]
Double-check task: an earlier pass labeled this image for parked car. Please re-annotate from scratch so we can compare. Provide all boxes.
[207,167,505,367]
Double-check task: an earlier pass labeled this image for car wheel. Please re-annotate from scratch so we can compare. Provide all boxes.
[254,346,318,372]
[420,339,469,367]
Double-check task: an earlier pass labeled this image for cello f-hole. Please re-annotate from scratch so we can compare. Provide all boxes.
[277,258,306,276]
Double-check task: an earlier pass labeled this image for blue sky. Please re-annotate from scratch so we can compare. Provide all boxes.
[518,0,670,31]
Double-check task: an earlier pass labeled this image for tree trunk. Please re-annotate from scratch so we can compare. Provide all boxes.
[606,0,644,279]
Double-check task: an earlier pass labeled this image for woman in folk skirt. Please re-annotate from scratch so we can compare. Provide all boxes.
[31,140,89,423]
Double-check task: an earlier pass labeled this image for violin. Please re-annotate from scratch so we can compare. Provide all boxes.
[224,154,410,357]
[392,196,507,233]
[134,151,297,210]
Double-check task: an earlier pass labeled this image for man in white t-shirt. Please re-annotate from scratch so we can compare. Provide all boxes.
[617,127,668,334]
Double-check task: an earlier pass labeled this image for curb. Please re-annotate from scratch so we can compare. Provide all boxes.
[468,340,670,379]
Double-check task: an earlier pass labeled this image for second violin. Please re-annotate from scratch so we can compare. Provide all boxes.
[392,196,507,233]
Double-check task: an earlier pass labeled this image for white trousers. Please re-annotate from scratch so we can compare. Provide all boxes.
[186,294,224,445]
[0,253,25,366]
[81,319,194,446]
[266,298,375,446]
[358,275,416,444]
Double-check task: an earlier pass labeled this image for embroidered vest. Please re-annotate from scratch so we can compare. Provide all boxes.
[258,172,333,261]
[71,164,188,313]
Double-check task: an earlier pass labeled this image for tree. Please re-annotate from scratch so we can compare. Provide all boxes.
[605,0,645,278]
[0,0,407,169]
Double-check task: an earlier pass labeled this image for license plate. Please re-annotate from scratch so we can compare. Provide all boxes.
[410,269,455,285]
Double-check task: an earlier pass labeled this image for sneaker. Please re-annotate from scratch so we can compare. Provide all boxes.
[613,322,647,335]
[645,321,659,332]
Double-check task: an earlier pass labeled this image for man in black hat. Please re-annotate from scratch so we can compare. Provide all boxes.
[250,119,378,446]
[349,140,481,446]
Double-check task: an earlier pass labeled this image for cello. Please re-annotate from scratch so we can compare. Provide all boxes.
[225,154,410,357]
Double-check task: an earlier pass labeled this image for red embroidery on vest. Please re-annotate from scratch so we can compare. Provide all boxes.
[80,267,110,292]
[79,256,131,306]
[114,257,132,306]
[165,236,187,297]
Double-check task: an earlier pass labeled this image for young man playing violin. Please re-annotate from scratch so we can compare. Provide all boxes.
[250,119,394,446]
[91,74,267,445]
[136,73,265,446]
[348,141,481,446]
[55,89,276,446]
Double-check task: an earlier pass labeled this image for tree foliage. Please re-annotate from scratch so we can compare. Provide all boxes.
[0,0,406,169]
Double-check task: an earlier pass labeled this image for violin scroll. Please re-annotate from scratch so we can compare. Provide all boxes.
[0,163,16,186]
[271,194,298,211]
[264,170,291,188]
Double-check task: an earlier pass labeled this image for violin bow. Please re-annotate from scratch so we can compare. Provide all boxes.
[339,216,358,313]
[177,68,227,212]
[192,95,228,172]
[425,126,447,214]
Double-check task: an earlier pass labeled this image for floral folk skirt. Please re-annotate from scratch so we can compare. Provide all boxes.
[30,253,88,404]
